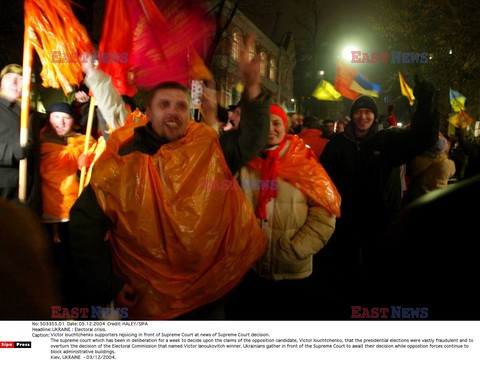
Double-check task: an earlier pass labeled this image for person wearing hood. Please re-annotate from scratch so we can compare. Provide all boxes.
[317,78,439,317]
[297,116,329,159]
[403,134,455,204]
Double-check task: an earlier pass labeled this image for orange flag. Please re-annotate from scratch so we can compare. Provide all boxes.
[334,60,360,100]
[24,0,93,94]
[98,0,137,96]
[98,0,214,94]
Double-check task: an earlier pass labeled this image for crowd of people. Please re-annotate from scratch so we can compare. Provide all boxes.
[1,36,479,320]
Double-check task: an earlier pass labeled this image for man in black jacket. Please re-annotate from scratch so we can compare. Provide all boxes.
[316,78,439,317]
[0,64,41,215]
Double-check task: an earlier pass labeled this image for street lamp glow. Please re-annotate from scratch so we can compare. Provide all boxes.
[449,49,453,55]
[342,45,359,61]
[291,98,295,102]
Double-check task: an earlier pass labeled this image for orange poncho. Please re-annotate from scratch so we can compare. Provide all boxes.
[41,135,96,219]
[90,121,265,319]
[248,135,341,218]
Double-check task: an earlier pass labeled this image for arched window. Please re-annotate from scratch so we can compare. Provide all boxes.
[269,57,277,81]
[260,51,267,77]
[231,31,241,62]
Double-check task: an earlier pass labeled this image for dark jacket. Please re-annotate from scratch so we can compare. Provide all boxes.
[69,91,270,307]
[320,105,438,249]
[377,174,480,319]
[0,97,43,215]
[457,128,480,179]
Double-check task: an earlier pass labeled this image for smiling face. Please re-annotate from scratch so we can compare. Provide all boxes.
[49,112,74,137]
[146,88,190,142]
[0,73,22,102]
[268,113,286,146]
[352,108,375,137]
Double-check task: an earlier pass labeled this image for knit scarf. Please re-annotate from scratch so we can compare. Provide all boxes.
[255,137,289,219]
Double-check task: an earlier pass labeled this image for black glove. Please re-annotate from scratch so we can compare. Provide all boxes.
[13,143,32,160]
[413,74,437,111]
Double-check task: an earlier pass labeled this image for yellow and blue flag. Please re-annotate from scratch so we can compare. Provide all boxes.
[350,73,381,98]
[334,60,381,100]
[449,88,466,112]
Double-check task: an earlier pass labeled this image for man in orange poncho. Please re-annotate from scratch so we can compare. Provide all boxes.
[40,102,96,308]
[40,102,95,242]
[69,38,270,319]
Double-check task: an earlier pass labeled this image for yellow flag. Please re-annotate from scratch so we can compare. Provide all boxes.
[312,80,342,101]
[448,110,473,128]
[398,71,415,106]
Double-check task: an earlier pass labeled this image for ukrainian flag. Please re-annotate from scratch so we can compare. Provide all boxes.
[334,60,381,100]
[449,88,466,112]
[349,73,381,98]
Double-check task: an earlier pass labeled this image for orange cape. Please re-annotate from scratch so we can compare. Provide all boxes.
[90,121,265,319]
[248,135,341,217]
[41,135,95,219]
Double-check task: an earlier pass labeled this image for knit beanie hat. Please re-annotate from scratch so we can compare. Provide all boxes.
[350,95,378,121]
[49,102,74,117]
[270,104,288,130]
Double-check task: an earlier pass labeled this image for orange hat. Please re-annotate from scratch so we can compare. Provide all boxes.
[269,104,288,130]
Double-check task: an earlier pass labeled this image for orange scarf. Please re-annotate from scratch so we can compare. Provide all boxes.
[90,121,265,319]
[248,134,341,218]
[255,137,288,219]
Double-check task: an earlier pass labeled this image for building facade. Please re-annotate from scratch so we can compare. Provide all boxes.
[210,9,295,110]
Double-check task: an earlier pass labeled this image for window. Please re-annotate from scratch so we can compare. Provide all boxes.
[269,57,277,81]
[248,41,255,61]
[260,51,267,77]
[231,31,241,61]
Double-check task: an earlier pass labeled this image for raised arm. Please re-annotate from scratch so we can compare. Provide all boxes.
[381,77,439,166]
[219,34,270,175]
[81,54,128,130]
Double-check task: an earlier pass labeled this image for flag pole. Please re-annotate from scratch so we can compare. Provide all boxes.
[19,29,33,203]
[78,96,95,196]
